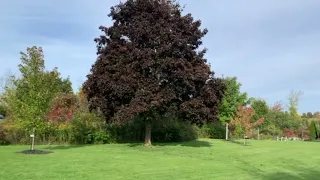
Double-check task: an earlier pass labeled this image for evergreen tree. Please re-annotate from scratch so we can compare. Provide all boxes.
[310,120,318,141]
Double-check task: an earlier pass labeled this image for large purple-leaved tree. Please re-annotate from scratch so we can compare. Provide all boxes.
[83,0,225,146]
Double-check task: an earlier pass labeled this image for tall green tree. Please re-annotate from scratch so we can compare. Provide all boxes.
[219,77,249,123]
[307,112,314,118]
[83,0,225,146]
[250,98,269,122]
[287,90,303,118]
[301,113,307,118]
[310,120,318,140]
[250,98,269,139]
[4,46,72,130]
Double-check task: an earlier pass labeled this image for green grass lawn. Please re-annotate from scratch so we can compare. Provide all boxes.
[1,139,319,180]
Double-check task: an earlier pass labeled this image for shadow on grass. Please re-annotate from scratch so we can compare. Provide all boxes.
[127,139,211,148]
[43,145,87,150]
[225,139,251,146]
[237,158,320,180]
[263,170,320,180]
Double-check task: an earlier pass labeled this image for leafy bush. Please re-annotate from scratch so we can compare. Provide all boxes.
[107,116,144,143]
[94,130,114,144]
[197,125,211,138]
[108,114,199,143]
[70,111,113,144]
[42,122,72,144]
[150,114,199,142]
[47,93,78,124]
[198,123,226,139]
[260,124,283,137]
[2,121,27,144]
[258,133,273,140]
[178,123,200,141]
[0,122,10,145]
[230,124,245,139]
[283,128,297,138]
[208,122,226,139]
[0,104,7,117]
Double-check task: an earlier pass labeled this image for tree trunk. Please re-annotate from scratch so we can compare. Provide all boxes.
[144,120,152,146]
[225,122,229,141]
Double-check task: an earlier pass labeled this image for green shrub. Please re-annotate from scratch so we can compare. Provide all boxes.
[94,130,114,144]
[259,133,273,140]
[108,116,145,143]
[151,123,198,142]
[42,123,72,144]
[150,115,199,142]
[198,124,211,138]
[198,122,226,139]
[2,121,29,144]
[0,104,7,117]
[178,123,199,141]
[108,114,199,143]
[231,124,245,139]
[2,120,72,145]
[70,111,114,144]
[1,110,114,145]
[208,122,226,139]
[0,122,10,145]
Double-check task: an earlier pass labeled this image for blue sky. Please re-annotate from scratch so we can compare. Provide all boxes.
[0,0,319,113]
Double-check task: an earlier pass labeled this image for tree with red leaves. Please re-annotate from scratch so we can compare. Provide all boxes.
[47,94,78,124]
[230,105,264,145]
[270,101,283,112]
[283,128,297,138]
[83,0,225,146]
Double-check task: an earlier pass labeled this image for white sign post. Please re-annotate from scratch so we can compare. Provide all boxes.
[225,122,229,141]
[30,128,35,151]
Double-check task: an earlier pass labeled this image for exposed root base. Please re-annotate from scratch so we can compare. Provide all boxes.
[144,143,153,147]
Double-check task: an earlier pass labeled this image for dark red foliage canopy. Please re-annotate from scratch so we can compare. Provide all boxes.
[83,0,225,124]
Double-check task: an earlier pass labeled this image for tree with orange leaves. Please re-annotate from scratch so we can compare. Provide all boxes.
[230,105,264,145]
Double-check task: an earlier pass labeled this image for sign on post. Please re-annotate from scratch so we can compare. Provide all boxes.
[30,128,35,151]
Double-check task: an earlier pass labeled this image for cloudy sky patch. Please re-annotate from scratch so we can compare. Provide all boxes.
[0,0,319,113]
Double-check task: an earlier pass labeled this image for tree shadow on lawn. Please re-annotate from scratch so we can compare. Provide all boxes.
[226,139,251,146]
[263,170,320,180]
[43,145,87,150]
[127,139,212,148]
[237,158,320,180]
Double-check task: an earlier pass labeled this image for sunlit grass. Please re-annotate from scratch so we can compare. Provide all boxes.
[1,139,319,180]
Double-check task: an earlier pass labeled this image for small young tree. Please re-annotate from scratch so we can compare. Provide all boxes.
[3,46,73,131]
[309,120,318,141]
[250,98,268,139]
[287,90,303,118]
[218,77,249,140]
[230,105,264,145]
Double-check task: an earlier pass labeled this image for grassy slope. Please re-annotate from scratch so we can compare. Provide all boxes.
[0,139,319,180]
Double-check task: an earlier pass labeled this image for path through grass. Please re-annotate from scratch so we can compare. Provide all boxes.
[1,139,319,179]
